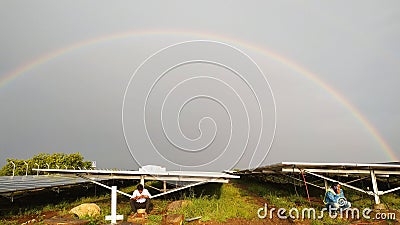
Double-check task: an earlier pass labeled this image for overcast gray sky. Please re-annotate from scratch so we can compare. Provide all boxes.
[0,1,399,171]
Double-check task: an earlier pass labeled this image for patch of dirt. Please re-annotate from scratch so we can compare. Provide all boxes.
[42,217,90,225]
[11,210,97,225]
[16,210,59,223]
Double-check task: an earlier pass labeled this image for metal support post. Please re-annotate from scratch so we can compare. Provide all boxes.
[370,170,381,204]
[140,175,145,186]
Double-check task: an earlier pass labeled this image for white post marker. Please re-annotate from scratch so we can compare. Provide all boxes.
[370,170,381,204]
[105,186,123,224]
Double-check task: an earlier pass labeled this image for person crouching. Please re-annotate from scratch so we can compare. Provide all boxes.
[130,184,151,217]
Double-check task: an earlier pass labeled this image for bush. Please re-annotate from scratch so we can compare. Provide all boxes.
[0,152,92,176]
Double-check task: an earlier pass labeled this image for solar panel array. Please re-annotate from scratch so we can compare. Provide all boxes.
[0,175,97,194]
[36,168,240,178]
[239,161,400,174]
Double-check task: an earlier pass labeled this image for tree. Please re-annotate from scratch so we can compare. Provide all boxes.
[0,153,92,176]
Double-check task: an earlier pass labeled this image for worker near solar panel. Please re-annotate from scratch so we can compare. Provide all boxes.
[130,184,151,218]
[324,182,351,211]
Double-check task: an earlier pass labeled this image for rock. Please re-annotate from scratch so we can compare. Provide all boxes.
[137,208,146,214]
[166,200,192,212]
[373,203,386,210]
[162,214,184,225]
[20,218,37,225]
[127,214,146,224]
[69,203,101,218]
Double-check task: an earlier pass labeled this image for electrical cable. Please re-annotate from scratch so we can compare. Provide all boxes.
[300,168,311,203]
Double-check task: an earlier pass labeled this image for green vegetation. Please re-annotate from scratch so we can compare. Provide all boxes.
[0,152,92,176]
[172,183,258,222]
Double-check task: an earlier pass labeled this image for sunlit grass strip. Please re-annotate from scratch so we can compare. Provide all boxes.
[172,183,259,222]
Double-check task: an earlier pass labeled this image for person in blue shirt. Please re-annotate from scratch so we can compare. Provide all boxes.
[324,183,351,211]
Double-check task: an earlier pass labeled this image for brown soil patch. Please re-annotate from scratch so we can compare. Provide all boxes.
[16,210,59,223]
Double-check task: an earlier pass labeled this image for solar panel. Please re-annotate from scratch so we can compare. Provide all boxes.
[239,161,400,174]
[235,161,400,205]
[0,175,102,194]
[35,168,239,179]
[16,166,240,224]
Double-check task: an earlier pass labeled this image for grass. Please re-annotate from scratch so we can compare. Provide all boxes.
[243,177,311,208]
[172,183,259,222]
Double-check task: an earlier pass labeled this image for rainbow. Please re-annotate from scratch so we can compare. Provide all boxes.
[0,29,397,161]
